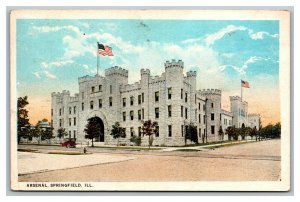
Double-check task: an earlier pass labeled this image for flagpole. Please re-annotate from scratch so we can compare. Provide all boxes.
[97,42,99,75]
[241,79,243,102]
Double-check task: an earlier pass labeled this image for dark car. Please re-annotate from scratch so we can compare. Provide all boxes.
[61,138,76,148]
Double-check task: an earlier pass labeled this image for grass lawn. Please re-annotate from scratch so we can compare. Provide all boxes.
[92,146,162,151]
[47,151,92,155]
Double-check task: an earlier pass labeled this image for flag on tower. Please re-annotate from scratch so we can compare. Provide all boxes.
[97,43,114,56]
[241,80,250,88]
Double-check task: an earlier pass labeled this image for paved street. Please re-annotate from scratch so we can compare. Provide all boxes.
[18,139,281,182]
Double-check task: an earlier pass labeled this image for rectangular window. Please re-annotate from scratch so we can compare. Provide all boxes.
[168,105,172,117]
[110,85,112,94]
[73,130,76,139]
[199,128,201,138]
[138,95,141,104]
[168,88,172,99]
[73,106,76,114]
[138,110,141,120]
[130,111,134,120]
[204,115,206,124]
[99,85,102,91]
[195,109,197,120]
[59,108,62,116]
[181,89,183,99]
[181,106,183,117]
[123,112,126,122]
[220,114,222,121]
[91,86,95,93]
[138,127,142,137]
[198,103,201,110]
[195,94,196,104]
[123,98,126,107]
[81,103,84,111]
[142,108,144,119]
[59,119,62,127]
[199,114,201,123]
[90,101,94,109]
[155,108,159,118]
[69,118,71,126]
[69,107,72,114]
[211,102,214,108]
[69,131,71,139]
[142,93,144,102]
[109,97,112,106]
[211,113,214,121]
[130,96,134,106]
[185,108,188,119]
[130,127,134,137]
[99,99,102,108]
[168,125,172,137]
[155,126,159,137]
[211,125,215,134]
[74,117,76,126]
[155,91,159,102]
[185,92,188,102]
[181,125,184,137]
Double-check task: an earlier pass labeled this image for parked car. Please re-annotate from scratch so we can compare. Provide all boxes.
[60,138,76,148]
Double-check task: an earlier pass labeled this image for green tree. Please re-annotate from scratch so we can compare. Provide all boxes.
[110,122,126,146]
[185,124,198,144]
[57,128,68,139]
[84,116,103,147]
[30,126,42,144]
[226,126,238,141]
[218,126,224,142]
[130,135,142,146]
[41,127,54,142]
[141,120,158,148]
[250,126,258,141]
[17,96,30,144]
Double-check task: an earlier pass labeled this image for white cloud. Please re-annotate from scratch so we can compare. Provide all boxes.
[40,59,74,69]
[44,71,57,79]
[249,31,279,40]
[33,72,41,79]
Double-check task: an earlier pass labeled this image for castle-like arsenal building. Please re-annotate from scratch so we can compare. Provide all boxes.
[51,59,260,146]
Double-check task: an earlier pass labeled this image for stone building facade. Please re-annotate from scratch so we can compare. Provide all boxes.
[51,59,260,146]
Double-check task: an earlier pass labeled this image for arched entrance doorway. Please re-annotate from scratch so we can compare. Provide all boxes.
[86,116,105,142]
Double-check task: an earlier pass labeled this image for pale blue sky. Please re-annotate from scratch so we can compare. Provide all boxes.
[16,19,280,125]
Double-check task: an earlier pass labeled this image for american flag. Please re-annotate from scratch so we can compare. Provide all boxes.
[241,80,250,88]
[98,43,114,56]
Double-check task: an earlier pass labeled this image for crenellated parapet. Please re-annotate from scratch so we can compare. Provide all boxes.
[164,59,184,69]
[187,70,197,77]
[230,96,248,104]
[105,66,128,77]
[198,89,222,96]
[141,68,150,75]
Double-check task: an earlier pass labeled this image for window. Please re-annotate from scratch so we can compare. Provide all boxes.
[185,92,188,102]
[99,85,102,91]
[82,92,84,99]
[99,99,102,108]
[195,94,197,104]
[155,108,159,118]
[195,109,197,120]
[198,103,201,110]
[211,103,214,108]
[138,95,141,104]
[110,85,112,94]
[181,106,183,117]
[211,125,215,134]
[142,108,144,119]
[138,127,142,137]
[155,91,159,102]
[168,125,172,137]
[123,112,126,121]
[155,126,159,137]
[59,108,62,116]
[51,109,53,116]
[168,105,172,117]
[73,130,76,139]
[69,131,71,138]
[203,104,206,111]
[199,114,201,123]
[91,86,95,93]
[109,97,112,106]
[90,101,94,109]
[181,125,184,137]
[138,110,141,120]
[81,103,84,111]
[130,96,134,106]
[59,119,62,127]
[123,98,126,107]
[168,88,172,99]
[142,93,144,103]
[220,114,222,121]
[130,127,134,137]
[69,118,71,126]
[185,108,188,119]
[130,111,134,120]
[211,113,214,121]
[199,128,201,138]
[73,106,76,114]
[204,115,206,124]
[181,89,183,99]
[69,107,72,114]
[73,117,76,126]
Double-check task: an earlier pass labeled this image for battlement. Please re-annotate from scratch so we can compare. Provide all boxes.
[141,68,150,75]
[198,89,222,96]
[164,59,184,69]
[187,70,197,77]
[51,90,70,97]
[248,113,260,117]
[105,66,128,77]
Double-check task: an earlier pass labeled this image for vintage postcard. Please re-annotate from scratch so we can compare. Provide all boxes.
[10,9,290,191]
